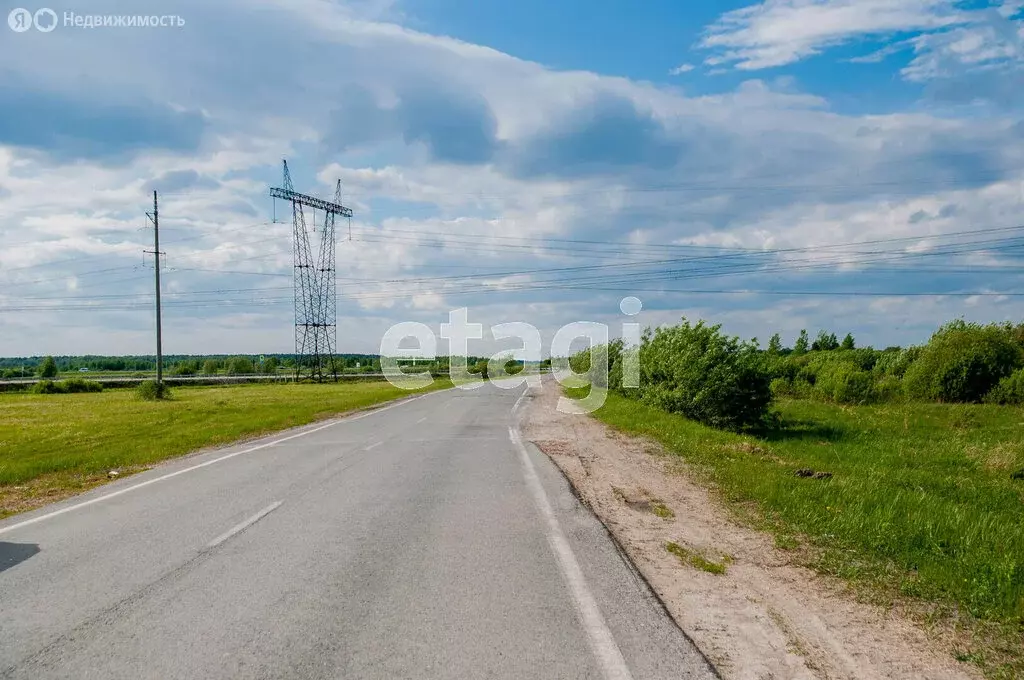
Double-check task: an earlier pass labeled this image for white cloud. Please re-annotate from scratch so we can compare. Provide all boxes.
[701,0,966,70]
[902,20,1023,81]
[669,63,696,75]
[700,0,1023,89]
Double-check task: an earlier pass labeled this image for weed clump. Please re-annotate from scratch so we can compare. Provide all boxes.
[665,541,731,575]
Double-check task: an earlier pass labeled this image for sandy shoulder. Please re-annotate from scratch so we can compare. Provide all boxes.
[520,379,981,680]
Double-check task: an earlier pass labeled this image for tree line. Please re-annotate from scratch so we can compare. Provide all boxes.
[571,319,1024,431]
[0,354,383,379]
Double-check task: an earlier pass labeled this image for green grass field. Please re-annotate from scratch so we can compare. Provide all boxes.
[0,379,452,518]
[567,387,1024,678]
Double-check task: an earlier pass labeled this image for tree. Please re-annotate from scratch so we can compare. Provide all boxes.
[812,330,840,351]
[227,356,255,374]
[263,356,280,374]
[202,359,220,375]
[38,356,58,378]
[767,333,783,355]
[841,333,856,350]
[793,330,810,356]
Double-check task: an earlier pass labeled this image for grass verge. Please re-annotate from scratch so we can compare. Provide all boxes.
[566,386,1024,679]
[0,378,453,518]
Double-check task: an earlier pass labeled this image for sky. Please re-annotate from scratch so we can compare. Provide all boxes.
[0,0,1023,358]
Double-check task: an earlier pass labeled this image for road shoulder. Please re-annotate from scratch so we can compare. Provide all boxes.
[521,380,981,680]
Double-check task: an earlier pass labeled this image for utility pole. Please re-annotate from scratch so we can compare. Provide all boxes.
[145,191,163,386]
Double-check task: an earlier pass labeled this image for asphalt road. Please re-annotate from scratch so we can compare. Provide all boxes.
[0,380,716,679]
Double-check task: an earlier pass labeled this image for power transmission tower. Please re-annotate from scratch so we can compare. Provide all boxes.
[270,161,352,382]
[144,190,164,386]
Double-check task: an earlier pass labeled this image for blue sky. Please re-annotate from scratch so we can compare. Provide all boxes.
[0,0,1022,356]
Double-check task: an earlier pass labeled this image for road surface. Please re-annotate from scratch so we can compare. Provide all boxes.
[0,380,716,679]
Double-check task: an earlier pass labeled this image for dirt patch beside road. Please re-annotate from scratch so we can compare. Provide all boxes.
[520,381,980,680]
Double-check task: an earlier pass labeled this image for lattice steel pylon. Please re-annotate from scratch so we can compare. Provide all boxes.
[270,160,353,382]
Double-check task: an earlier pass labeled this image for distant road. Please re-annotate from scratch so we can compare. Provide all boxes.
[0,380,714,679]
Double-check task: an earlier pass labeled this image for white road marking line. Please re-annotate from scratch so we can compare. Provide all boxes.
[0,391,440,536]
[512,385,529,415]
[206,501,282,549]
[364,441,382,451]
[416,416,427,424]
[509,386,634,680]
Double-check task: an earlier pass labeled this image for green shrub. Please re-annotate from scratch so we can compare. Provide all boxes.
[904,321,1023,403]
[568,349,590,375]
[764,354,800,381]
[984,368,1024,405]
[580,341,623,389]
[813,362,877,405]
[504,359,524,375]
[61,378,103,393]
[136,380,172,401]
[842,347,881,372]
[799,379,818,398]
[636,319,772,431]
[227,357,255,374]
[31,380,65,394]
[770,377,794,398]
[875,375,905,402]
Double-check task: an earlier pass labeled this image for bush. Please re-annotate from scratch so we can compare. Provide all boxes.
[136,380,172,400]
[572,340,624,389]
[764,354,800,381]
[32,379,65,394]
[843,347,881,372]
[770,377,794,398]
[791,378,814,398]
[171,362,196,376]
[61,378,103,393]
[984,368,1024,405]
[874,346,921,378]
[636,320,772,431]
[812,361,878,405]
[904,321,1023,403]
[875,375,905,402]
[227,357,255,375]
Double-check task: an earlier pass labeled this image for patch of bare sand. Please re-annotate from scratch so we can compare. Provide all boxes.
[521,381,981,680]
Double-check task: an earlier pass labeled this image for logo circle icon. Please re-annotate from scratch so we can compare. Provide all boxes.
[619,296,643,316]
[8,7,33,32]
[33,8,57,32]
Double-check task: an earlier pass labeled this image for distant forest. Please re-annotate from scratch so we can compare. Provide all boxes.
[0,354,382,378]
